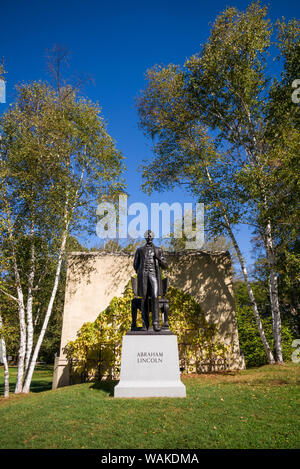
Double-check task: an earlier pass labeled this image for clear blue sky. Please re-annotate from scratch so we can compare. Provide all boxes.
[1,0,299,270]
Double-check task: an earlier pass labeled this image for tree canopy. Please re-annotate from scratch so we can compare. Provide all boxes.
[137,1,300,363]
[0,77,125,392]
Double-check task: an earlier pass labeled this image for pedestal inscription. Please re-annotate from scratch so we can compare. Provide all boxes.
[114,334,186,398]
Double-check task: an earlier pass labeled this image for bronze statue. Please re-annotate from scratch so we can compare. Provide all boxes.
[133,230,168,332]
[131,276,170,331]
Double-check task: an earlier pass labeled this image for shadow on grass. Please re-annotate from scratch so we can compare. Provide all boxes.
[0,379,53,395]
[90,380,118,396]
[28,381,53,393]
[0,365,54,395]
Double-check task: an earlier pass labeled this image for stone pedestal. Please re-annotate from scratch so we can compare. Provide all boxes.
[114,331,186,398]
[52,356,69,389]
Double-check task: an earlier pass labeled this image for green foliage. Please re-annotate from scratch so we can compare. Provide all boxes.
[0,73,125,390]
[65,283,229,382]
[65,283,132,382]
[137,2,299,244]
[0,316,19,360]
[236,305,295,368]
[234,281,296,367]
[167,286,229,372]
[234,280,298,367]
[136,1,299,363]
[233,279,268,305]
[276,239,300,309]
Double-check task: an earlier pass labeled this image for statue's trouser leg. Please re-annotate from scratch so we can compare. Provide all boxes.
[148,273,160,329]
[162,302,169,328]
[131,299,137,330]
[141,297,149,329]
[141,279,150,329]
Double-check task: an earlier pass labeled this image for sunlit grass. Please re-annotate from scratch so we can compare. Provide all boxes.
[0,363,299,449]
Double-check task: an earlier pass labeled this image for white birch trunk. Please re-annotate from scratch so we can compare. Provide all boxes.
[22,228,68,393]
[2,198,26,393]
[25,222,35,375]
[0,253,26,393]
[265,219,283,363]
[241,104,281,364]
[11,247,27,394]
[25,290,34,375]
[15,287,26,393]
[0,314,10,398]
[203,165,275,364]
[226,221,275,364]
[22,175,83,393]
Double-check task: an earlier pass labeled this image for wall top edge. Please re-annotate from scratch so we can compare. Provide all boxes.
[66,250,230,258]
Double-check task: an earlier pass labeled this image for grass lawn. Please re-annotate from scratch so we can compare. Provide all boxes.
[0,363,299,449]
[0,364,53,395]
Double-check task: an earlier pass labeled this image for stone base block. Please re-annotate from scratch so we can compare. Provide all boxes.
[52,356,69,389]
[114,334,186,398]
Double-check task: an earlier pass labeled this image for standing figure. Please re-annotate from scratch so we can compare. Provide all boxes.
[133,230,168,332]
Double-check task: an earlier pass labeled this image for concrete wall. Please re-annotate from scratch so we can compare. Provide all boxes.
[53,250,244,388]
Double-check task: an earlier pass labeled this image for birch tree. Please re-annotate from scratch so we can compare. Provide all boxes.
[137,2,299,363]
[0,80,124,393]
[0,62,10,397]
[0,312,9,397]
[0,61,5,82]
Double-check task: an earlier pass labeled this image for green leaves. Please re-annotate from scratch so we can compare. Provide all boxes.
[236,304,295,367]
[0,77,125,389]
[0,81,125,239]
[137,2,299,236]
[137,0,299,270]
[65,282,229,381]
[136,2,300,363]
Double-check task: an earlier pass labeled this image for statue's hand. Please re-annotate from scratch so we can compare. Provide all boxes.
[155,247,168,269]
[154,247,161,261]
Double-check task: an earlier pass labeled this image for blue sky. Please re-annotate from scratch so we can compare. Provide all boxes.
[1,0,299,270]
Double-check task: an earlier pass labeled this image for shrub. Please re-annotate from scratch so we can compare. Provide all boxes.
[236,305,295,367]
[65,282,230,382]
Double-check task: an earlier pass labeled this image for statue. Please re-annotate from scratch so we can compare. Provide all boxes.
[133,230,168,332]
[131,276,170,331]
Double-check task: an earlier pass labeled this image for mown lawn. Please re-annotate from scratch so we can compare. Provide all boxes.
[0,364,53,395]
[0,363,299,449]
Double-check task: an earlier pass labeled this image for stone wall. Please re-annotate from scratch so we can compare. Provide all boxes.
[52,250,245,388]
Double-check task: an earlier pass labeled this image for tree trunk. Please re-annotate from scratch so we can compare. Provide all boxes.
[0,314,9,398]
[225,218,275,364]
[25,223,35,375]
[203,165,275,364]
[22,183,81,393]
[15,297,26,393]
[22,229,68,393]
[265,219,283,363]
[10,258,26,393]
[25,291,34,375]
[2,195,26,393]
[239,103,282,363]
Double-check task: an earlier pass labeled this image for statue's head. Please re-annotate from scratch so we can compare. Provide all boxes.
[144,229,154,244]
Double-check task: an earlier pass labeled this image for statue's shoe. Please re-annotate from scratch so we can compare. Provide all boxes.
[153,322,161,332]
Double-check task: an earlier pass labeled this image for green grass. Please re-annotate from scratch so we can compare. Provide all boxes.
[0,364,53,395]
[0,363,299,449]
